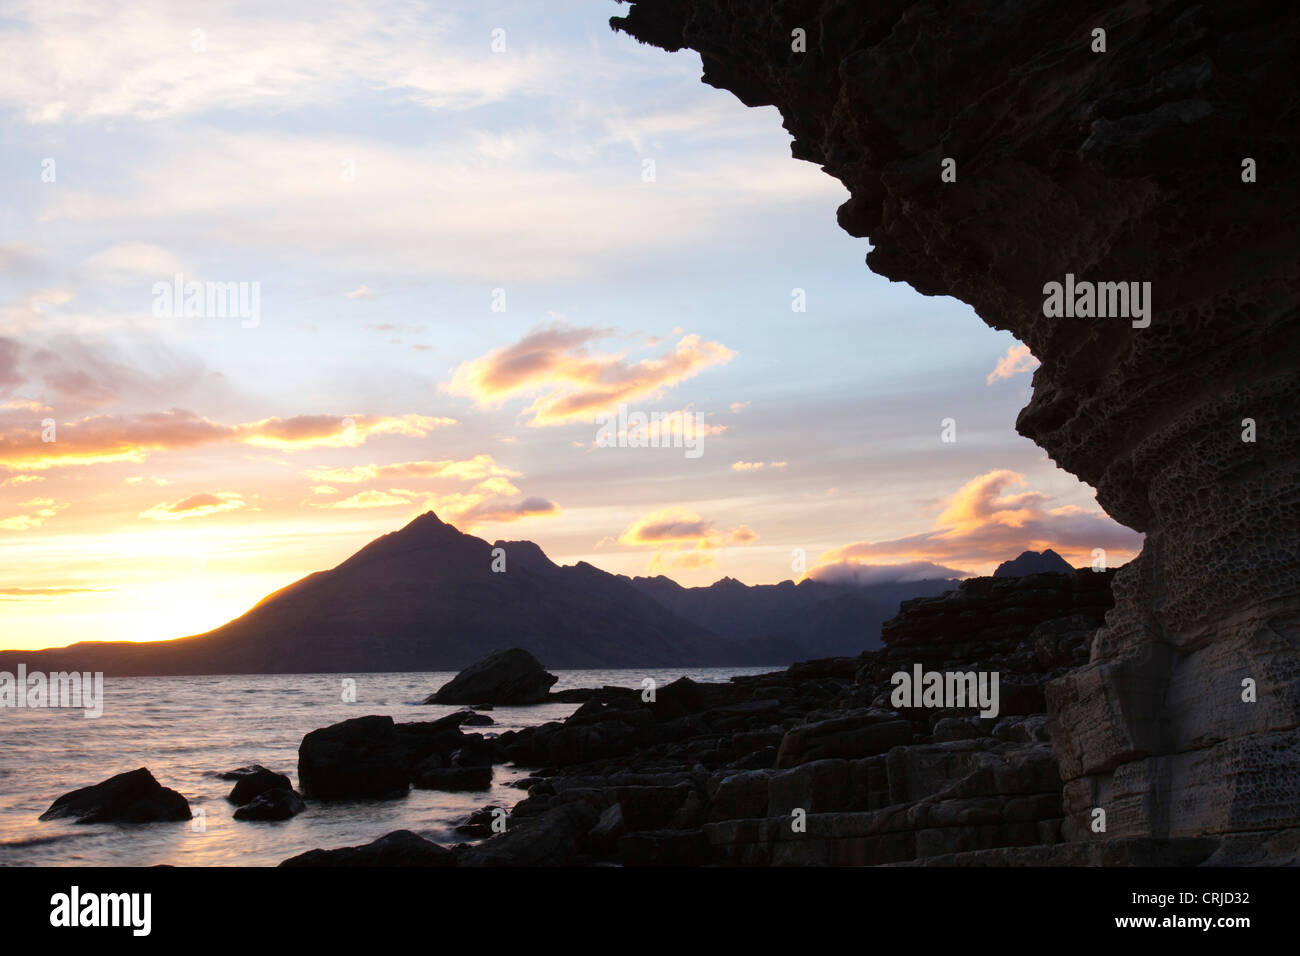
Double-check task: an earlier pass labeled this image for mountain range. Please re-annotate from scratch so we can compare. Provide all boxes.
[0,511,970,675]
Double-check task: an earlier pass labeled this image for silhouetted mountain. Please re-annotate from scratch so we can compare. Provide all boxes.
[0,512,963,675]
[625,574,957,660]
[993,549,1074,577]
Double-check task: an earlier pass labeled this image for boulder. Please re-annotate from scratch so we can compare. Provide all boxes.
[280,830,455,867]
[297,714,467,800]
[40,768,190,824]
[426,648,557,705]
[459,802,599,866]
[233,788,306,822]
[412,765,492,791]
[226,766,293,805]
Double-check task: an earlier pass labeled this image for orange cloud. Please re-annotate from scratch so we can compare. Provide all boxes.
[615,506,757,571]
[303,454,517,485]
[139,492,246,521]
[986,344,1039,384]
[237,414,455,450]
[446,322,735,426]
[325,489,414,510]
[811,470,1142,577]
[0,409,457,470]
[732,460,787,471]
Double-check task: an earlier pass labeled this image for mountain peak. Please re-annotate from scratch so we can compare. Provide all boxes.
[993,549,1074,577]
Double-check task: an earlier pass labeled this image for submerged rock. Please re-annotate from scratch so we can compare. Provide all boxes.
[425,648,557,705]
[40,768,191,824]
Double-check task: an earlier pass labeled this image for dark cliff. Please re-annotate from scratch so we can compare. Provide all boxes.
[612,0,1300,853]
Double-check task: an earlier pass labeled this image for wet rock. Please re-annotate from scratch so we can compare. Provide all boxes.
[234,788,305,821]
[226,766,292,806]
[40,768,190,824]
[297,714,467,800]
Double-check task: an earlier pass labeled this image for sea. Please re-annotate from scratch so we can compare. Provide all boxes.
[0,667,773,866]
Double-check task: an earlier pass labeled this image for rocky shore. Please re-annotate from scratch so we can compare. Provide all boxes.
[281,566,1272,866]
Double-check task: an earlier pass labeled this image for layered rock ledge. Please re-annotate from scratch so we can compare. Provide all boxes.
[287,568,1290,865]
[609,0,1300,852]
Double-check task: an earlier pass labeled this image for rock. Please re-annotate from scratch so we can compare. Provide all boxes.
[280,830,455,867]
[40,768,190,824]
[648,677,726,721]
[456,805,503,837]
[426,648,557,705]
[775,714,913,768]
[710,770,773,822]
[618,829,711,866]
[233,788,305,821]
[413,765,492,791]
[461,713,495,726]
[548,686,640,705]
[297,714,467,800]
[226,766,292,806]
[586,803,627,853]
[450,736,497,767]
[932,717,988,742]
[459,802,599,866]
[215,765,267,781]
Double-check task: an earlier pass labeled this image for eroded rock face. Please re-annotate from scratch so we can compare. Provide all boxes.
[612,0,1299,851]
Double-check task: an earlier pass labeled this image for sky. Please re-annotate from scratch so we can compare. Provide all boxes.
[0,0,1143,650]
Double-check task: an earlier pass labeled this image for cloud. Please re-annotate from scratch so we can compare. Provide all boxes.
[0,586,113,597]
[0,408,456,469]
[319,483,559,528]
[238,413,454,450]
[0,497,67,530]
[456,494,558,525]
[732,460,786,471]
[140,491,246,521]
[615,506,757,570]
[807,560,969,586]
[347,286,374,300]
[0,329,209,409]
[0,0,562,125]
[446,322,735,426]
[730,401,750,413]
[303,454,516,485]
[986,344,1039,385]
[324,489,415,510]
[82,242,186,278]
[811,470,1142,575]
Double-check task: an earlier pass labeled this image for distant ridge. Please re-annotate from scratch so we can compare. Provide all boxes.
[0,512,979,675]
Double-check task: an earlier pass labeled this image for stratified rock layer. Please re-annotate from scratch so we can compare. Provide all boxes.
[612,0,1300,851]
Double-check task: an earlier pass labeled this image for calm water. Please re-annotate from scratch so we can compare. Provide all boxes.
[0,668,772,867]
